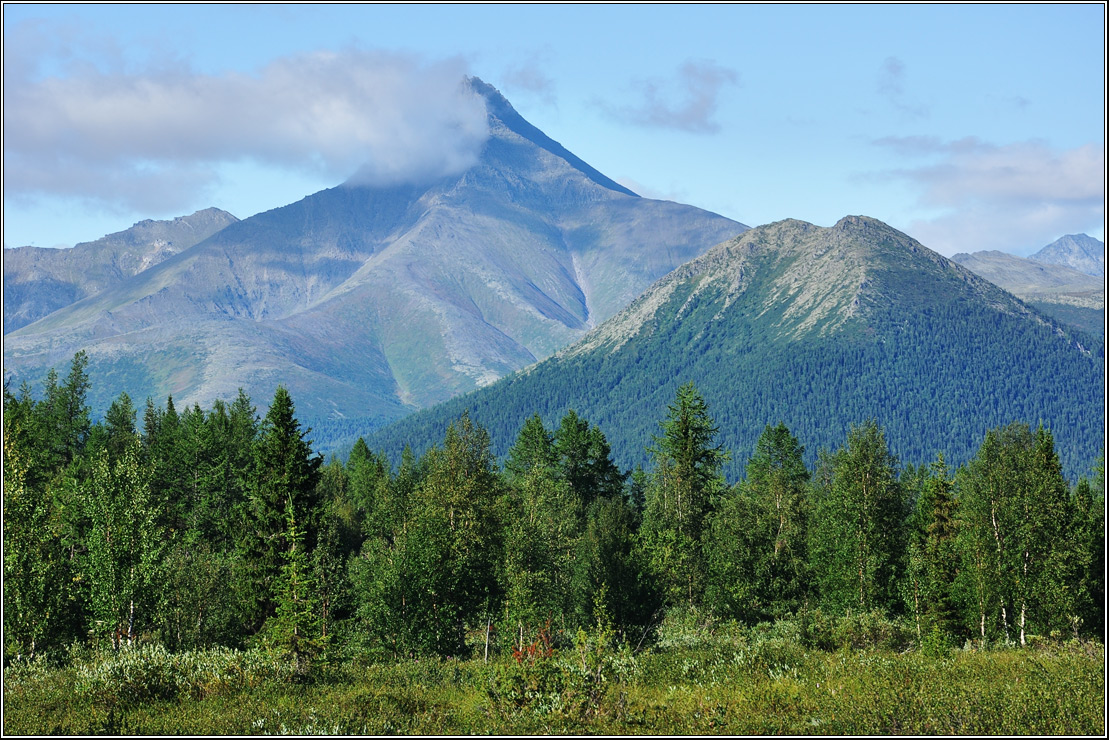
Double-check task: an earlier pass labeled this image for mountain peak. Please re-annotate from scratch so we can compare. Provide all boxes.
[1030,233,1104,277]
[466,76,638,197]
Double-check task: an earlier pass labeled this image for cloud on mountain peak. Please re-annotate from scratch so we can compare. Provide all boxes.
[3,43,490,211]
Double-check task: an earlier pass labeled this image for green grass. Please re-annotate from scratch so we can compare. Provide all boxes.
[5,635,1103,735]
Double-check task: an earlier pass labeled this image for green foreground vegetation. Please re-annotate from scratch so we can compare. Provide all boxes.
[4,621,1103,735]
[4,352,1104,735]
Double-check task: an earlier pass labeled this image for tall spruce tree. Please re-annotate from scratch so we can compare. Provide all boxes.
[903,455,958,641]
[269,494,325,675]
[241,387,322,631]
[640,382,727,609]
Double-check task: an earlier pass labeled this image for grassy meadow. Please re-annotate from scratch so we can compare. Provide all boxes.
[5,613,1103,736]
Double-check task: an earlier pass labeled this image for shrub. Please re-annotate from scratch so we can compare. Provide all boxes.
[73,645,296,705]
[797,608,914,652]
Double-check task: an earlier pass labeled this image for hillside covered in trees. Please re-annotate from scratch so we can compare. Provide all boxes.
[364,217,1104,481]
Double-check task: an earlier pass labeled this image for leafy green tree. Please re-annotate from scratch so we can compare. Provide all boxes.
[354,413,502,657]
[3,412,72,660]
[501,463,581,644]
[349,442,402,545]
[553,410,624,507]
[505,413,557,482]
[809,420,907,615]
[158,542,241,651]
[312,458,356,638]
[1067,463,1104,637]
[572,495,647,633]
[101,392,139,461]
[706,423,810,622]
[82,438,164,648]
[954,423,1071,645]
[409,412,504,654]
[639,382,727,608]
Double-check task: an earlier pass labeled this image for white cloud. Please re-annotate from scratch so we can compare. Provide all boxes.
[598,60,738,134]
[871,137,1104,254]
[3,44,490,212]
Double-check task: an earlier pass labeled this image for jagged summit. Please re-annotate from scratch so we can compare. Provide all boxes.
[466,76,638,197]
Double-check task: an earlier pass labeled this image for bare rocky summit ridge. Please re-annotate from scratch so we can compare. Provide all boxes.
[3,79,745,422]
[1029,233,1104,277]
[569,215,1044,358]
[3,207,239,332]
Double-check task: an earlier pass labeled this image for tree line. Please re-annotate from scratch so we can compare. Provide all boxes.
[3,352,1103,667]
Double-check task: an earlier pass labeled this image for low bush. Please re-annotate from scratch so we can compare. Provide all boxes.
[73,644,296,705]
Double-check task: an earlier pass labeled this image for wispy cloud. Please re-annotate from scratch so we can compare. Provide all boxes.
[500,55,557,106]
[3,36,490,213]
[871,136,1104,254]
[598,60,738,134]
[877,56,928,119]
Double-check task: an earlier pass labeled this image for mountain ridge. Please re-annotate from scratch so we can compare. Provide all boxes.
[951,236,1103,337]
[3,207,239,332]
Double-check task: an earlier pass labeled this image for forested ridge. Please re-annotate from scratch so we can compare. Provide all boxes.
[362,274,1104,483]
[4,351,1103,670]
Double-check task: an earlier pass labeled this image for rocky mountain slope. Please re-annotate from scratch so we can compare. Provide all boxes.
[368,216,1103,479]
[3,208,238,332]
[3,79,745,423]
[1029,233,1104,276]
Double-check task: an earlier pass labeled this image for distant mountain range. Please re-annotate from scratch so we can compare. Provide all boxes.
[3,208,238,332]
[3,78,745,423]
[368,216,1103,480]
[952,234,1103,337]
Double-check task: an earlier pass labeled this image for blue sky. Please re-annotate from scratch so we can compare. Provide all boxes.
[3,3,1104,256]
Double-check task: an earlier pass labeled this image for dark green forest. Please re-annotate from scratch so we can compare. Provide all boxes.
[361,280,1104,484]
[4,351,1103,671]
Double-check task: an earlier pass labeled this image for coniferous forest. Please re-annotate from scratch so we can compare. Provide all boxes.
[3,352,1105,735]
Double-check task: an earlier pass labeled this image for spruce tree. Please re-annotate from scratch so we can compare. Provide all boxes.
[241,387,322,631]
[640,382,727,609]
[269,495,325,675]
